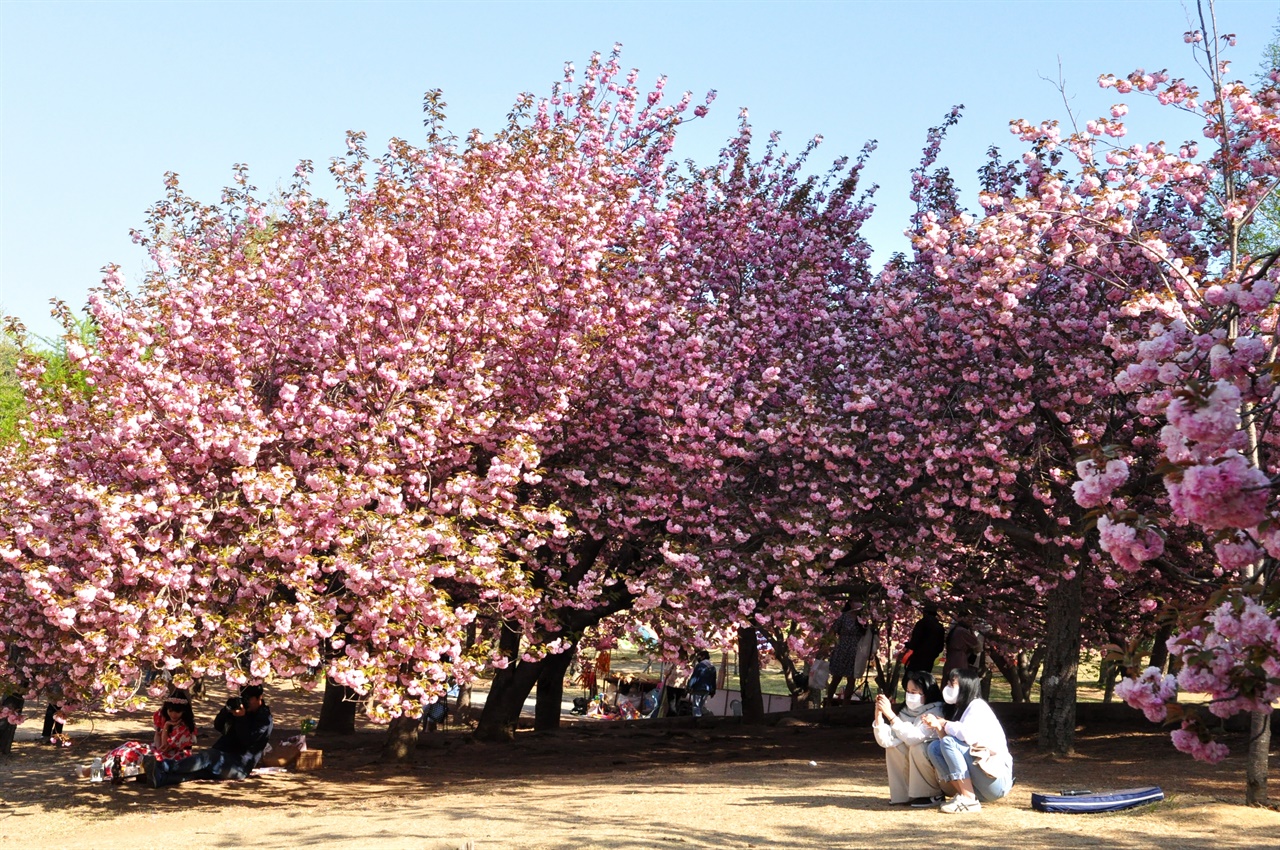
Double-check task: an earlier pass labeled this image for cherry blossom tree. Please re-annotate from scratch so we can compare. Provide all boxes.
[849,80,1234,752]
[1071,2,1280,803]
[0,47,695,733]
[474,113,881,737]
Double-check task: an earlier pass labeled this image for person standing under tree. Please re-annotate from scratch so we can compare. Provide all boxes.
[826,599,866,705]
[686,650,717,718]
[902,603,946,673]
[943,617,982,681]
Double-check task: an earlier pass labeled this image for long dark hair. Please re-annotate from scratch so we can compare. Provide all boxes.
[944,668,983,720]
[901,669,943,707]
[162,690,197,734]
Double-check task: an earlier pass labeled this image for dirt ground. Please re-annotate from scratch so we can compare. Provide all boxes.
[1,686,1277,850]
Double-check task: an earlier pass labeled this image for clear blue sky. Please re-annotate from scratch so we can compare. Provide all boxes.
[2,0,1276,343]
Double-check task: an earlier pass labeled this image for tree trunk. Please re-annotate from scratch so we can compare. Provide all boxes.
[1148,622,1174,674]
[1246,710,1272,805]
[1038,566,1083,755]
[317,677,359,735]
[0,720,14,756]
[474,621,536,742]
[381,715,421,763]
[988,648,1027,704]
[738,627,764,724]
[534,642,577,731]
[1101,661,1121,705]
[0,695,22,755]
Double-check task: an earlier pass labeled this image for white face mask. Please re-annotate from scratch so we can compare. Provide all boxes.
[942,684,960,704]
[904,692,923,710]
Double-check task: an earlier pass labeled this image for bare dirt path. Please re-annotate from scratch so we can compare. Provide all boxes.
[2,688,1275,849]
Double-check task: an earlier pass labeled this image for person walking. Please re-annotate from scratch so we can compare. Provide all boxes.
[942,618,982,680]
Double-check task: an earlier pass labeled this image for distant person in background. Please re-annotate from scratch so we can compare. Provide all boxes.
[826,599,867,705]
[685,650,717,718]
[902,603,946,673]
[943,618,982,680]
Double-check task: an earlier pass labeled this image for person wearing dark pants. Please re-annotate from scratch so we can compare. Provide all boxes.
[144,685,273,787]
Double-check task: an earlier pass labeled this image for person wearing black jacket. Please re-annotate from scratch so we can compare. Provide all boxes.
[144,685,273,787]
[902,604,946,674]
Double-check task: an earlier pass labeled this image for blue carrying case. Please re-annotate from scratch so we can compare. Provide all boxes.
[1031,786,1164,813]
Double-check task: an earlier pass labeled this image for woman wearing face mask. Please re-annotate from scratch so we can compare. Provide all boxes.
[872,670,945,806]
[921,668,1013,813]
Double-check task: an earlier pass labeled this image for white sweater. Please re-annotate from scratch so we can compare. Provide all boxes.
[873,702,944,749]
[943,698,1012,778]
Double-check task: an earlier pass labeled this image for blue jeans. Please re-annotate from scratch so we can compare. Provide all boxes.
[689,693,709,717]
[925,737,1013,802]
[152,748,255,786]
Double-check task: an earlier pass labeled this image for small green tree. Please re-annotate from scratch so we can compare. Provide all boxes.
[1239,14,1280,256]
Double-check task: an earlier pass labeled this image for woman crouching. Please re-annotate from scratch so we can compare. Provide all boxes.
[872,670,945,805]
[922,668,1013,813]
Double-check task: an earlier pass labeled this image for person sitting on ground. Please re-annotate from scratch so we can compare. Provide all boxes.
[872,670,945,806]
[685,650,717,718]
[921,668,1013,814]
[93,691,197,782]
[144,684,273,787]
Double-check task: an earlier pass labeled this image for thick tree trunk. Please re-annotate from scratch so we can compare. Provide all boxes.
[534,642,578,731]
[738,627,764,724]
[317,677,359,735]
[1038,567,1083,755]
[381,715,421,763]
[475,622,538,742]
[1246,710,1271,805]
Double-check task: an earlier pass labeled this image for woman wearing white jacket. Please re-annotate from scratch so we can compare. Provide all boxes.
[872,670,945,805]
[922,668,1014,813]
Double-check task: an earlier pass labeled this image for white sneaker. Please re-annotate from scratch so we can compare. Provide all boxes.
[940,796,982,813]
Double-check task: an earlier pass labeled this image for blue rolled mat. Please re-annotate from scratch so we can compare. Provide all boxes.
[1031,786,1164,813]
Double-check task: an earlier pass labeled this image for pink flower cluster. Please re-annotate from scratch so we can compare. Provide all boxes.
[1072,459,1129,508]
[1170,721,1231,764]
[1165,454,1271,531]
[1114,665,1177,721]
[1171,595,1280,719]
[1096,516,1164,572]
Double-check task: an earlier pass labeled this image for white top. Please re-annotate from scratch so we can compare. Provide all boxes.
[943,698,1013,778]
